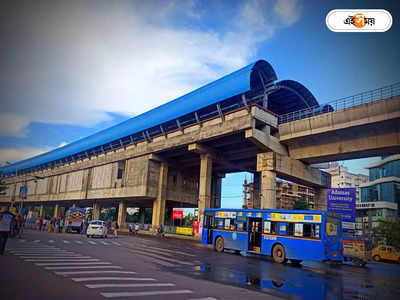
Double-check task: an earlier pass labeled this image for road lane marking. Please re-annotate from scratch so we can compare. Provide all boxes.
[12,252,76,255]
[88,241,97,245]
[18,239,26,242]
[48,240,55,243]
[100,241,110,245]
[25,259,100,262]
[35,262,112,266]
[86,283,175,289]
[128,249,193,265]
[71,277,156,282]
[15,254,81,257]
[126,250,175,267]
[148,246,196,257]
[45,266,122,270]
[22,256,92,259]
[63,240,71,244]
[55,271,136,276]
[75,241,83,244]
[111,241,121,246]
[100,290,193,298]
[188,298,218,300]
[33,240,40,243]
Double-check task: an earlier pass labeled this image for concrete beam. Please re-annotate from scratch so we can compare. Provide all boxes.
[257,152,331,188]
[245,128,288,156]
[188,143,251,172]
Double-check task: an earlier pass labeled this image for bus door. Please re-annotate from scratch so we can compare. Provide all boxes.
[325,215,343,261]
[201,213,214,245]
[248,218,262,253]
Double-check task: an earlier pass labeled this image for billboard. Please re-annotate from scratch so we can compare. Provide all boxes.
[172,209,183,220]
[327,188,356,230]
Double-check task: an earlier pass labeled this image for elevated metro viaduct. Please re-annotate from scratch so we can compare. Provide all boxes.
[1,60,399,234]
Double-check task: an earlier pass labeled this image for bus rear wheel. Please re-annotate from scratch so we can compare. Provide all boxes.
[272,244,286,264]
[373,255,380,262]
[215,236,224,253]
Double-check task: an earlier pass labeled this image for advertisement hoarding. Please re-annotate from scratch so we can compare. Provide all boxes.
[172,209,183,220]
[327,188,356,230]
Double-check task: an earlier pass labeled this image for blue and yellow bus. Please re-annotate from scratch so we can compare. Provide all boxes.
[201,208,343,263]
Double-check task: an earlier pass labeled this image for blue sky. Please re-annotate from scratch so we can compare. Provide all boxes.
[0,0,398,208]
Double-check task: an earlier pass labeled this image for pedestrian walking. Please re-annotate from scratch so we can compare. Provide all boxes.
[135,223,140,235]
[58,218,64,233]
[0,207,15,255]
[39,217,44,231]
[129,223,134,235]
[112,220,119,238]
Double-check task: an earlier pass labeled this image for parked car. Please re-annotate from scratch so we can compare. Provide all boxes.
[87,220,107,238]
[371,245,400,263]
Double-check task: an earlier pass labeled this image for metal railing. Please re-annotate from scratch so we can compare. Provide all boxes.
[278,82,400,124]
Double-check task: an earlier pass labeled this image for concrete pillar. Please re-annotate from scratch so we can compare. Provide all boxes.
[314,188,327,210]
[211,175,222,208]
[139,208,145,224]
[53,204,60,218]
[253,173,261,209]
[39,205,45,218]
[152,162,168,230]
[93,203,101,220]
[198,153,213,230]
[261,170,276,209]
[117,201,127,229]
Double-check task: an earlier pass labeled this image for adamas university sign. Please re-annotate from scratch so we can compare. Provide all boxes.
[327,188,356,230]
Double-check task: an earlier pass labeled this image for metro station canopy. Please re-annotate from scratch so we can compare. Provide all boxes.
[1,59,319,176]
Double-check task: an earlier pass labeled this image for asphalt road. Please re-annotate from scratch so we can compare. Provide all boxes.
[1,230,400,300]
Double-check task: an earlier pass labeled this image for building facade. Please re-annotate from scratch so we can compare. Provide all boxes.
[360,155,400,208]
[275,180,315,210]
[355,201,398,236]
[326,165,369,203]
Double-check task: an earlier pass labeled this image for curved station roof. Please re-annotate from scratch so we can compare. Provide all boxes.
[1,59,319,176]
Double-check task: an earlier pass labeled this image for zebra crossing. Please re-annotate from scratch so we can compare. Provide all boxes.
[7,243,217,299]
[17,238,123,247]
[14,237,201,269]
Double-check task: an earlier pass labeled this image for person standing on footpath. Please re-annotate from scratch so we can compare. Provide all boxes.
[0,207,15,255]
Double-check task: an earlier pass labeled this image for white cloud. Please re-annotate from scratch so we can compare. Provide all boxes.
[0,114,30,137]
[0,0,302,138]
[0,147,52,165]
[274,0,302,26]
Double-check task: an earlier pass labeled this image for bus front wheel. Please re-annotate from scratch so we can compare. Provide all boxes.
[272,244,287,263]
[215,236,224,253]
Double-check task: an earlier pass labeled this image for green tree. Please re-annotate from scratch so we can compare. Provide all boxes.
[372,218,400,248]
[293,198,309,210]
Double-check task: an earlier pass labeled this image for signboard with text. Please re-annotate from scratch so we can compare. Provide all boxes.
[327,188,356,230]
[172,209,183,220]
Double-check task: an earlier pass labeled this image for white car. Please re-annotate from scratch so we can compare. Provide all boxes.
[87,220,107,238]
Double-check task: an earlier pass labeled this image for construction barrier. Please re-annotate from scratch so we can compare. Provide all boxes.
[176,227,193,236]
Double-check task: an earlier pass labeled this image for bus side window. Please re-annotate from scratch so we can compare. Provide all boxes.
[303,224,318,238]
[224,218,231,230]
[295,223,303,237]
[264,221,271,234]
[287,223,294,236]
[270,222,277,234]
[230,219,236,231]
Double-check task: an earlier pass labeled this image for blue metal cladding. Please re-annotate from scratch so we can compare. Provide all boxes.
[1,60,277,175]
